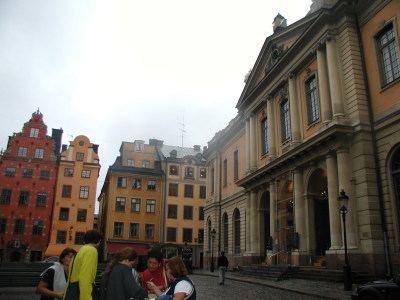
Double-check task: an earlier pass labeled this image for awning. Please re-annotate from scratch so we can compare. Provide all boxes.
[106,243,149,256]
[44,244,82,257]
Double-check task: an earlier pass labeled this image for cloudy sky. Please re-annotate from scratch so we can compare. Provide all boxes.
[0,0,311,210]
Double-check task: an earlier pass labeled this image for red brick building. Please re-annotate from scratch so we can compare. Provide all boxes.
[0,110,62,262]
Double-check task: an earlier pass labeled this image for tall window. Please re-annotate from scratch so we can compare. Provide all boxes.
[127,159,135,167]
[142,160,150,168]
[223,213,228,253]
[131,198,141,212]
[211,168,215,194]
[17,147,28,157]
[79,186,89,199]
[261,118,268,154]
[0,189,12,204]
[0,218,6,233]
[115,197,126,211]
[199,186,206,199]
[199,206,204,220]
[64,168,74,177]
[40,170,50,179]
[81,170,91,178]
[280,100,291,142]
[114,222,124,237]
[200,168,207,178]
[32,220,44,235]
[234,150,239,180]
[169,165,179,175]
[169,183,178,196]
[234,210,241,255]
[183,206,193,220]
[207,219,212,250]
[167,228,177,242]
[129,223,139,238]
[147,180,156,191]
[75,232,85,244]
[183,228,192,243]
[145,224,154,239]
[18,191,29,206]
[377,23,400,86]
[59,208,69,221]
[23,168,33,178]
[146,199,156,213]
[62,185,72,198]
[30,128,39,137]
[132,178,142,189]
[36,192,47,207]
[184,185,193,198]
[77,209,87,222]
[34,148,44,159]
[56,231,67,244]
[168,204,177,219]
[391,148,400,233]
[198,229,204,243]
[14,219,25,234]
[306,76,319,124]
[223,159,228,187]
[76,152,84,161]
[185,167,194,178]
[117,177,127,188]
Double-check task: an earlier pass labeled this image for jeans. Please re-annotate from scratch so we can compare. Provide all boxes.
[219,266,227,284]
[155,295,173,300]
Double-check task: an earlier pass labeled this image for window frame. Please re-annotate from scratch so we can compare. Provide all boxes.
[183,205,193,220]
[129,223,140,238]
[36,192,47,207]
[169,183,178,197]
[113,222,124,237]
[17,147,28,157]
[18,190,29,206]
[147,180,156,191]
[77,208,87,222]
[81,170,91,178]
[34,148,44,159]
[79,186,89,199]
[115,197,126,212]
[280,99,291,142]
[131,198,141,212]
[145,224,155,239]
[59,207,69,221]
[32,220,44,235]
[168,204,178,219]
[146,199,156,213]
[305,75,320,124]
[184,184,194,198]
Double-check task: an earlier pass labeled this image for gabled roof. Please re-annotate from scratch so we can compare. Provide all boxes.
[158,144,205,162]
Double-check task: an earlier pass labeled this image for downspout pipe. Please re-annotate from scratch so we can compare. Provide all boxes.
[351,0,392,277]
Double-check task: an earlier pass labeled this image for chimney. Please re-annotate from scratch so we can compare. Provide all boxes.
[149,139,164,147]
[93,144,99,154]
[193,145,201,152]
[51,128,63,155]
[61,144,68,152]
[272,13,287,33]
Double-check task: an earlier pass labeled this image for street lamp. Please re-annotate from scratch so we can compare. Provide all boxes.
[338,190,352,291]
[210,228,216,272]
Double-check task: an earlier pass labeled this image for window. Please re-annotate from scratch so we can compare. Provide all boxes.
[199,206,204,221]
[117,177,127,188]
[200,168,206,178]
[146,199,156,213]
[115,197,126,211]
[234,209,241,255]
[0,189,12,204]
[234,150,239,180]
[183,206,193,220]
[77,209,87,222]
[40,170,50,179]
[131,198,141,212]
[76,152,84,161]
[223,159,228,187]
[75,232,85,244]
[211,168,215,194]
[127,159,135,167]
[145,224,154,239]
[198,229,204,243]
[34,148,44,159]
[261,118,268,154]
[306,76,319,124]
[168,204,177,219]
[183,228,192,243]
[113,222,124,237]
[132,178,142,190]
[169,184,178,196]
[56,231,67,244]
[36,192,47,207]
[223,213,228,253]
[391,148,400,233]
[59,208,69,221]
[377,24,400,86]
[17,147,28,157]
[23,168,33,178]
[18,191,29,206]
[64,168,74,177]
[129,223,139,238]
[169,165,179,175]
[32,220,44,235]
[185,167,194,178]
[0,218,7,233]
[79,186,89,199]
[167,228,177,242]
[14,219,25,234]
[81,170,91,178]
[281,100,291,142]
[184,185,193,198]
[30,128,39,137]
[5,167,15,176]
[135,142,144,152]
[142,160,150,168]
[199,186,206,199]
[147,180,156,191]
[62,185,72,198]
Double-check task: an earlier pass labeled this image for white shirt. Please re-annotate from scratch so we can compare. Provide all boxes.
[164,280,194,296]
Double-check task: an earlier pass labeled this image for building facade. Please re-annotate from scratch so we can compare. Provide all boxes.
[0,110,62,262]
[45,135,100,257]
[204,0,400,276]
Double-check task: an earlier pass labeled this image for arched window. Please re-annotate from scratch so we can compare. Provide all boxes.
[223,213,228,253]
[234,209,240,255]
[207,219,212,251]
[391,148,400,231]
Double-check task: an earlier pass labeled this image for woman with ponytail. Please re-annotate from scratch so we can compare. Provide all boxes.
[100,247,148,300]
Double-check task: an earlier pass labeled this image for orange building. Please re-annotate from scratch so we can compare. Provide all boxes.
[45,135,100,257]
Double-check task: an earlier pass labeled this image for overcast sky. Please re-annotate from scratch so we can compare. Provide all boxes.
[0,0,312,211]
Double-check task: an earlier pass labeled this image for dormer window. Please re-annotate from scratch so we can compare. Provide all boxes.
[135,141,144,152]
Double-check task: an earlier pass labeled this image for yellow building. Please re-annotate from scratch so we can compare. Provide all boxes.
[46,135,100,256]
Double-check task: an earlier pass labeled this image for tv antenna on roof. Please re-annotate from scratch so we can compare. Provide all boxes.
[178,117,187,148]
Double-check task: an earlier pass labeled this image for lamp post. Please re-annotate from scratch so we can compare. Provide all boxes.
[338,190,352,291]
[210,228,216,272]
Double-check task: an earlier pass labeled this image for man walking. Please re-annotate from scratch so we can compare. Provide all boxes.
[217,251,229,285]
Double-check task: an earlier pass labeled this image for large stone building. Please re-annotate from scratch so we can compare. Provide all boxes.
[204,0,400,277]
[0,110,62,262]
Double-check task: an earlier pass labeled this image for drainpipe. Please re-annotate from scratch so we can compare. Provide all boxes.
[351,0,392,277]
[217,149,222,254]
[161,158,168,245]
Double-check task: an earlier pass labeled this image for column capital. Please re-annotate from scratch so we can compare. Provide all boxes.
[325,29,339,43]
[325,150,336,158]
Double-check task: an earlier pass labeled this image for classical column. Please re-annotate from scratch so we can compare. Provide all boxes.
[337,147,356,248]
[246,191,251,253]
[326,152,341,249]
[288,73,302,143]
[245,118,251,172]
[250,190,258,253]
[326,36,344,117]
[293,169,306,251]
[249,114,257,170]
[316,44,332,123]
[269,181,277,252]
[267,95,276,159]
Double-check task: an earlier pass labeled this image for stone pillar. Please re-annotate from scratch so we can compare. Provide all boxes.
[326,152,341,249]
[245,118,251,172]
[337,147,357,248]
[316,45,332,123]
[288,73,302,143]
[269,181,277,253]
[267,95,276,159]
[250,190,258,253]
[293,169,306,251]
[249,114,257,170]
[326,37,344,117]
[246,192,251,253]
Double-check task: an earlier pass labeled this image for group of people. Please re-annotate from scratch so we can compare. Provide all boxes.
[36,230,198,300]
